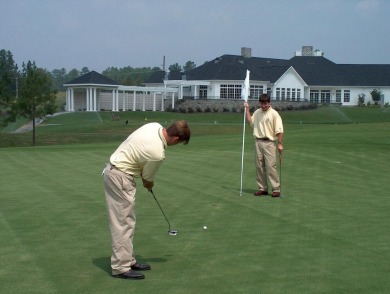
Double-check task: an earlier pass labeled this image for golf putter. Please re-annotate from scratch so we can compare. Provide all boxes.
[149,190,177,236]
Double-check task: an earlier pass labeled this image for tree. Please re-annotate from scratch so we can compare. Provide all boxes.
[80,67,90,75]
[66,68,80,83]
[357,93,365,107]
[183,61,196,72]
[370,89,381,105]
[9,61,57,145]
[102,66,161,86]
[51,68,67,91]
[0,49,19,127]
[169,63,182,73]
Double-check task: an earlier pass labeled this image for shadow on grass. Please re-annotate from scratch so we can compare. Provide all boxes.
[92,257,111,275]
[92,255,168,275]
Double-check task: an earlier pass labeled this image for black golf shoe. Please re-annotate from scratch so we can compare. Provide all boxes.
[112,269,145,280]
[131,262,151,271]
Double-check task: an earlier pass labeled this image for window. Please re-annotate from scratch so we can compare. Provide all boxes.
[336,90,341,103]
[290,88,301,101]
[343,90,350,102]
[310,90,319,103]
[278,87,300,101]
[199,85,207,98]
[220,84,242,99]
[250,85,263,99]
[321,90,331,103]
[267,88,272,97]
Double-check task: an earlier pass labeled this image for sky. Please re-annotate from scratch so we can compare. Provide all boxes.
[1,0,389,73]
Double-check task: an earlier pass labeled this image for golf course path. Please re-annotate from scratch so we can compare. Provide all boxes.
[13,112,69,133]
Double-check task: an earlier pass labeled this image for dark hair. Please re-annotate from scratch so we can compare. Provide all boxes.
[166,120,191,145]
[259,93,270,103]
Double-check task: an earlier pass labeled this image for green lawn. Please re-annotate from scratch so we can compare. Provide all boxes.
[0,107,389,293]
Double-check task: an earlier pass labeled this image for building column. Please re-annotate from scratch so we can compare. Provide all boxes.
[116,90,119,111]
[93,88,97,111]
[86,88,90,111]
[133,91,136,111]
[142,92,146,111]
[70,88,74,111]
[122,91,126,111]
[111,89,116,111]
[171,92,175,109]
[65,89,70,111]
[153,92,156,111]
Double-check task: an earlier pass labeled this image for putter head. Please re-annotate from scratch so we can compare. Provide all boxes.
[168,230,178,236]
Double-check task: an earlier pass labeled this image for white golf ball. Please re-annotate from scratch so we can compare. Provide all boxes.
[203,226,207,230]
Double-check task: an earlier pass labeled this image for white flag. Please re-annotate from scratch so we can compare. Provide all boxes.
[241,70,250,101]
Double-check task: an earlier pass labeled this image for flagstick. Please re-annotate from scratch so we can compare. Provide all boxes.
[239,107,247,196]
[239,69,250,196]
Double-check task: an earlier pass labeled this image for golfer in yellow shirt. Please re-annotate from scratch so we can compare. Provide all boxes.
[244,94,284,197]
[103,120,190,279]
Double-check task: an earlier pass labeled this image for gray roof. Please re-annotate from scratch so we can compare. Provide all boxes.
[181,55,390,87]
[64,70,120,86]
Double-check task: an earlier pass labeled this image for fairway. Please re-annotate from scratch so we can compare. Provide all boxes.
[0,107,389,293]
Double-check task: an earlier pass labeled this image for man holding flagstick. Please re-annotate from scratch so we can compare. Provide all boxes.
[244,94,284,197]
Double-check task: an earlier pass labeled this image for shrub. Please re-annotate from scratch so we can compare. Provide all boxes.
[370,89,381,105]
[358,94,365,107]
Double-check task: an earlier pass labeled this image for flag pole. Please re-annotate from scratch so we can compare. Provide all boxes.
[239,107,246,196]
[240,70,250,196]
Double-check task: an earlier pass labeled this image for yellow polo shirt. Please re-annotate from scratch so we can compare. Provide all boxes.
[250,106,283,141]
[110,122,167,182]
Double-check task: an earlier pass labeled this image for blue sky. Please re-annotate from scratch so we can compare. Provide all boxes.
[1,0,389,72]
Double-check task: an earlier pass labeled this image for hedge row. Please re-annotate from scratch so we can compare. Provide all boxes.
[166,99,317,113]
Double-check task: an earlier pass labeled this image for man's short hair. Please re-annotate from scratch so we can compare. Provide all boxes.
[259,93,270,103]
[166,120,191,145]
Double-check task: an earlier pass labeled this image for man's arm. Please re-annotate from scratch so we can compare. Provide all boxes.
[141,160,162,190]
[244,102,252,124]
[142,178,154,190]
[276,132,284,154]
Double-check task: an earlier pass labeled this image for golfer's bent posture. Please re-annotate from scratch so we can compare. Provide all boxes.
[244,94,283,197]
[103,121,191,279]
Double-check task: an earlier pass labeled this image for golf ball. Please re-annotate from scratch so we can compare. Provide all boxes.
[203,226,207,230]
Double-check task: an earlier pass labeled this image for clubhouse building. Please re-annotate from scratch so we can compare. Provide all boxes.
[64,46,390,112]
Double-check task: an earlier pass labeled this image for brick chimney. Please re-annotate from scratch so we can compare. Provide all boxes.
[241,47,252,58]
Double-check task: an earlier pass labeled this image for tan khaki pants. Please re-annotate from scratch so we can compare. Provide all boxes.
[255,140,280,192]
[103,164,137,275]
